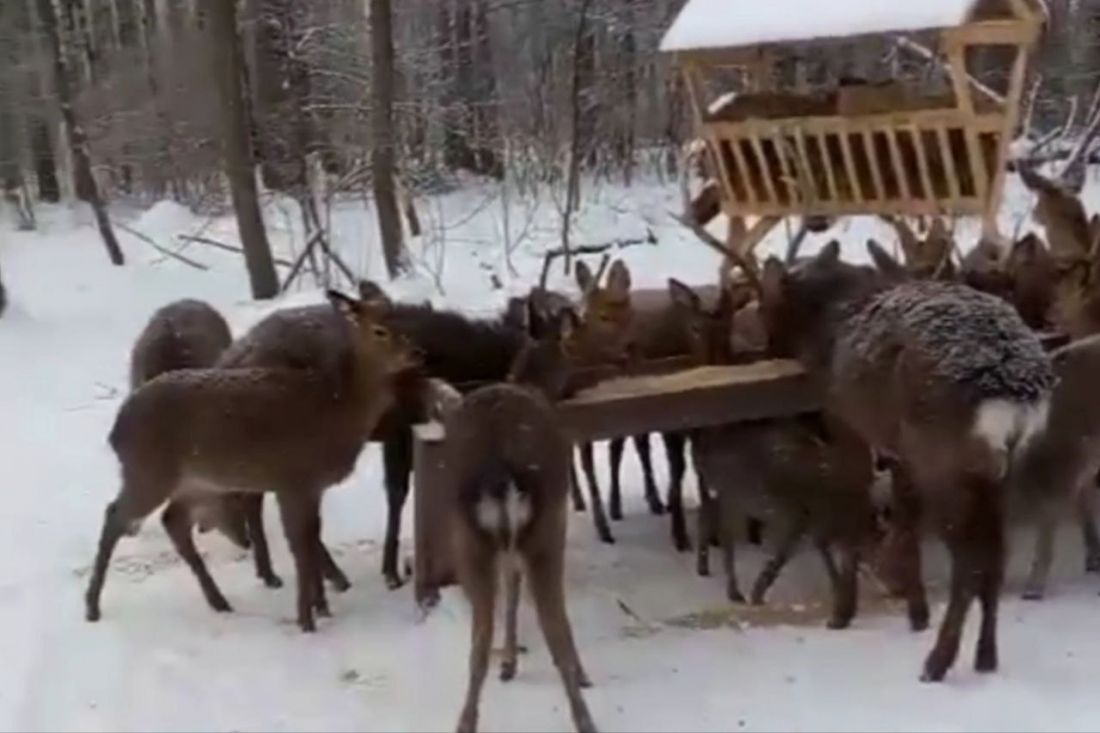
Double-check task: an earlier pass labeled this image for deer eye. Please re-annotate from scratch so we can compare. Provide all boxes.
[371,325,390,340]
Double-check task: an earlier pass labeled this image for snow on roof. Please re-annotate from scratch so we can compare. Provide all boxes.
[660,0,982,53]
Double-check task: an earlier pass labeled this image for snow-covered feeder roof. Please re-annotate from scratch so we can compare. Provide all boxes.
[660,0,1021,53]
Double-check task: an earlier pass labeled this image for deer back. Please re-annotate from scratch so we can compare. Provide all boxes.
[130,299,232,390]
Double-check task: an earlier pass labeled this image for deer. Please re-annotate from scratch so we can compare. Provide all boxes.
[211,273,631,591]
[759,240,1054,682]
[127,299,251,552]
[84,289,421,633]
[668,277,879,627]
[430,303,598,733]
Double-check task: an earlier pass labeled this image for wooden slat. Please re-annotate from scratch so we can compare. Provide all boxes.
[748,133,779,204]
[772,126,800,205]
[726,134,759,206]
[862,130,886,201]
[838,132,864,203]
[941,19,1041,47]
[885,127,912,202]
[709,111,1005,139]
[792,128,816,203]
[936,125,962,202]
[911,127,936,202]
[724,196,985,219]
[817,132,841,203]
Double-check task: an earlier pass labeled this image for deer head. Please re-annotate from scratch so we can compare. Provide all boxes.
[574,258,634,367]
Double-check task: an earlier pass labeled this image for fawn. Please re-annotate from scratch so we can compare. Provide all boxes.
[84,290,420,632]
[127,299,250,550]
[432,303,598,733]
[669,278,878,628]
[760,241,1054,681]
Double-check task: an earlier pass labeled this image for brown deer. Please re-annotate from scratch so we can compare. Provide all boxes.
[433,304,598,733]
[1014,334,1100,599]
[84,289,421,633]
[759,241,1054,681]
[127,299,250,552]
[668,278,879,627]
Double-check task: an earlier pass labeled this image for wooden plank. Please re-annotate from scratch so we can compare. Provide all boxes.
[560,361,818,442]
[772,125,800,205]
[942,19,1040,47]
[709,112,1005,139]
[413,424,455,609]
[936,125,962,202]
[911,126,937,202]
[885,127,912,202]
[791,128,816,203]
[748,133,780,204]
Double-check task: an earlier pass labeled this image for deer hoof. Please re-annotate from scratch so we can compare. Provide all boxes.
[1086,555,1100,573]
[85,606,101,622]
[329,576,351,593]
[920,652,951,683]
[209,596,233,613]
[499,660,517,682]
[385,573,406,591]
[908,608,930,632]
[261,574,284,589]
[727,586,746,604]
[826,616,852,630]
[1020,587,1045,601]
[974,649,998,674]
[647,499,666,516]
[299,617,317,633]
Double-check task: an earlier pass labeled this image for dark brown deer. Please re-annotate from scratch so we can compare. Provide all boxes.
[434,305,597,733]
[127,299,250,552]
[215,275,630,590]
[669,278,878,628]
[1014,334,1100,599]
[759,241,1054,682]
[84,290,420,633]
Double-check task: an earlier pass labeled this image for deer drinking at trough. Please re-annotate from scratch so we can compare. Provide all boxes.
[668,277,878,628]
[758,241,1054,681]
[84,290,420,632]
[431,304,598,733]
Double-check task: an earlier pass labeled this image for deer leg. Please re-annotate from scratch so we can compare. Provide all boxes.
[695,470,713,577]
[1078,487,1100,573]
[972,484,1005,674]
[633,433,665,515]
[579,442,613,544]
[525,549,597,733]
[161,500,232,613]
[921,541,977,682]
[276,490,323,633]
[815,538,841,589]
[1022,498,1057,601]
[608,438,625,520]
[663,432,689,552]
[500,562,522,682]
[382,429,413,590]
[244,494,282,589]
[718,492,745,603]
[891,464,929,631]
[318,540,350,592]
[827,544,860,630]
[568,456,586,512]
[746,517,764,546]
[750,518,805,606]
[456,536,497,733]
[85,500,135,622]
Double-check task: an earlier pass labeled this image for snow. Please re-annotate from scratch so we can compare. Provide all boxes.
[660,0,982,52]
[2,172,1100,731]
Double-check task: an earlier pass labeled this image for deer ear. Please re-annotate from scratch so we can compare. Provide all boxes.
[667,278,700,312]
[575,260,594,293]
[606,260,632,296]
[814,240,841,266]
[356,280,392,316]
[326,289,362,321]
[761,256,786,304]
[866,239,907,282]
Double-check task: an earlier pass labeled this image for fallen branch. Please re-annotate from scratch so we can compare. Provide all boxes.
[537,231,657,289]
[112,220,209,271]
[177,234,294,268]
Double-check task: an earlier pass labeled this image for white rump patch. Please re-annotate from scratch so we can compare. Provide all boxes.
[973,398,1050,454]
[474,484,532,544]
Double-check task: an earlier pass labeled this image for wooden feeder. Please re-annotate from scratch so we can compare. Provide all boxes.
[661,0,1046,254]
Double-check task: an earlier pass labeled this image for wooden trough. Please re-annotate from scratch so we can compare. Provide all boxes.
[662,0,1045,253]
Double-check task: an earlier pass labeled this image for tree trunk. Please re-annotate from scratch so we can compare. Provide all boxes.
[197,0,279,299]
[369,0,408,279]
[37,0,124,265]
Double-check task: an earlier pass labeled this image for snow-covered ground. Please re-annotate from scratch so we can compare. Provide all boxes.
[2,175,1100,732]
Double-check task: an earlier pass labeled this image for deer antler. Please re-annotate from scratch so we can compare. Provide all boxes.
[1059,80,1100,194]
[673,144,763,294]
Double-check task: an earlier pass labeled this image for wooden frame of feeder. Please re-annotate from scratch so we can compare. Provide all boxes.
[666,0,1045,257]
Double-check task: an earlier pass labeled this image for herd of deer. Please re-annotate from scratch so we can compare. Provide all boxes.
[78,162,1100,732]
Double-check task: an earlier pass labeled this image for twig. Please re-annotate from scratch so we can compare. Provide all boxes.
[894,36,1005,105]
[112,220,209,271]
[177,234,294,267]
[784,221,810,265]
